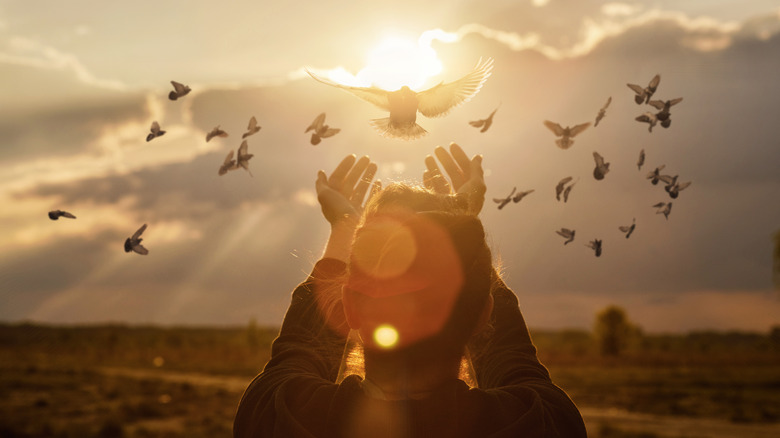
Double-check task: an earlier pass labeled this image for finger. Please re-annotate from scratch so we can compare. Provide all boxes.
[315,170,328,194]
[470,155,484,178]
[423,170,433,190]
[450,143,472,177]
[424,155,450,193]
[328,154,357,187]
[366,180,382,207]
[351,162,377,206]
[435,146,466,190]
[342,156,370,194]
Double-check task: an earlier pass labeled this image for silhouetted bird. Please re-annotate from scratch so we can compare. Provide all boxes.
[627,74,660,104]
[653,202,673,220]
[562,182,576,203]
[660,176,692,199]
[168,81,191,101]
[218,150,238,176]
[556,228,575,245]
[594,96,611,127]
[635,112,658,132]
[586,239,603,257]
[206,125,228,142]
[649,97,682,128]
[512,189,535,203]
[236,140,253,176]
[647,165,666,185]
[242,116,261,139]
[146,121,165,142]
[48,210,76,220]
[637,149,646,171]
[305,113,341,145]
[543,121,591,149]
[124,224,149,255]
[593,152,610,180]
[619,218,636,239]
[469,105,499,133]
[306,58,493,140]
[555,176,573,201]
[493,187,516,210]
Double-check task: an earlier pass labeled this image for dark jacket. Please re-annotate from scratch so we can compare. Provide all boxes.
[234,258,587,437]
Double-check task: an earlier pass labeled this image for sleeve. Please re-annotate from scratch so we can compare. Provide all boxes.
[233,258,350,438]
[468,272,588,437]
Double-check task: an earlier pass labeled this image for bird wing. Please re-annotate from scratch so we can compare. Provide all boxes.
[635,114,654,123]
[648,100,665,110]
[657,175,675,185]
[676,181,692,191]
[602,96,612,110]
[619,225,630,232]
[306,113,326,133]
[669,97,683,106]
[652,202,666,208]
[469,119,486,128]
[61,211,76,219]
[320,127,340,138]
[223,150,235,165]
[593,151,605,167]
[237,141,249,158]
[132,244,149,255]
[247,116,258,131]
[132,224,147,240]
[648,74,661,89]
[171,81,187,94]
[543,120,564,136]
[627,83,644,95]
[556,176,573,192]
[638,149,645,164]
[568,122,591,137]
[306,69,391,110]
[417,58,494,118]
[556,230,570,238]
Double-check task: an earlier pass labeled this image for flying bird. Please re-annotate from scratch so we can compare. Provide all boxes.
[627,74,661,104]
[236,140,254,176]
[647,165,667,185]
[218,150,238,176]
[305,113,341,145]
[661,176,692,199]
[469,105,500,133]
[306,58,494,140]
[556,228,576,245]
[512,189,535,203]
[619,218,636,239]
[637,149,646,171]
[124,224,149,255]
[649,97,683,128]
[592,151,610,180]
[493,187,516,210]
[146,121,166,142]
[586,239,603,257]
[653,202,673,220]
[242,116,261,139]
[48,210,76,220]
[594,96,611,127]
[206,125,228,142]
[562,180,577,203]
[555,176,573,201]
[543,121,591,149]
[635,112,658,132]
[168,81,191,101]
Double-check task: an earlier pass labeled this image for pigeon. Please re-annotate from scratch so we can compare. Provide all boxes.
[593,152,610,180]
[562,180,577,203]
[48,210,76,220]
[594,96,611,127]
[649,97,683,122]
[658,174,678,190]
[647,165,667,185]
[242,116,261,139]
[305,113,341,145]
[306,58,493,140]
[627,74,661,104]
[493,187,516,210]
[218,150,238,176]
[469,105,499,133]
[635,112,658,132]
[555,176,573,201]
[586,239,603,257]
[168,81,191,101]
[637,149,646,171]
[236,140,253,176]
[543,121,591,149]
[512,189,535,203]
[146,121,166,142]
[653,202,673,220]
[206,125,228,142]
[662,177,692,199]
[556,228,575,245]
[124,224,149,255]
[619,218,636,239]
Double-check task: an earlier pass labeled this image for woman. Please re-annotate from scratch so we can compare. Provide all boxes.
[233,143,587,437]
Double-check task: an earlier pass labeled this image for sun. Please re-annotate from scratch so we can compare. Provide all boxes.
[356,35,443,91]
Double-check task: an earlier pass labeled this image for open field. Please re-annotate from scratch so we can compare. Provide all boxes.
[1,323,779,437]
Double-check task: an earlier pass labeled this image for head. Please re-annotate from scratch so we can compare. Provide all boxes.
[342,184,494,368]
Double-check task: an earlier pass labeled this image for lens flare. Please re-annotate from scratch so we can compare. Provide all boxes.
[373,324,400,349]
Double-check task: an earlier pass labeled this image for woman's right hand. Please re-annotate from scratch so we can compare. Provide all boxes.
[423,142,486,215]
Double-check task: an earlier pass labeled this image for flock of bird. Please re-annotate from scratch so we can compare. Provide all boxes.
[46,65,690,259]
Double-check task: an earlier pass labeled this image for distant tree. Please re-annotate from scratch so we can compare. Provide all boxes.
[594,305,638,356]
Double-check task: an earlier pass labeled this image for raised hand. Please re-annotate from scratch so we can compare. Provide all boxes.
[423,142,486,215]
[316,155,380,226]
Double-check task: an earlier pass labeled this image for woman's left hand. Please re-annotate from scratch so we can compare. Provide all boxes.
[316,154,381,227]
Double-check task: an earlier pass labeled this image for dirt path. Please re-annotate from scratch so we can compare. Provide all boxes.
[100,367,780,438]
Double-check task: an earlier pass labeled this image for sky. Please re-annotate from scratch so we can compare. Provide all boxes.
[1,0,779,333]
